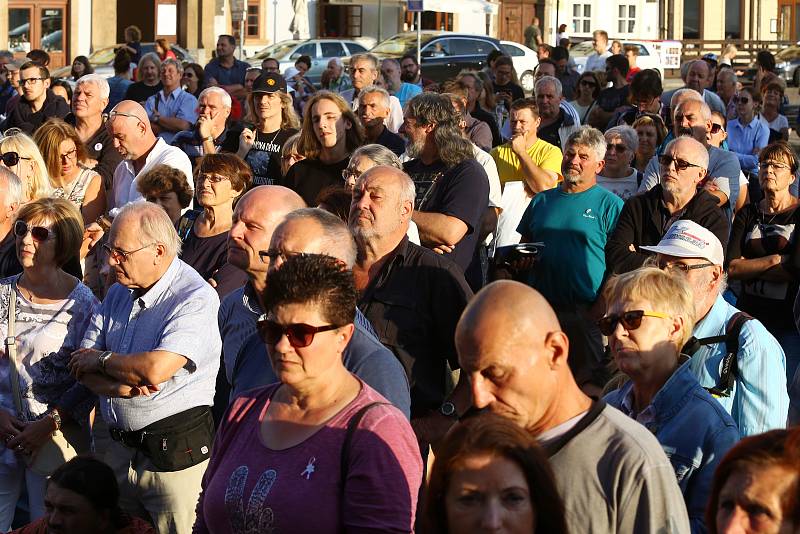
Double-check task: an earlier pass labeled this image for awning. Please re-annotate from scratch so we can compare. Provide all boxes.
[327,0,499,15]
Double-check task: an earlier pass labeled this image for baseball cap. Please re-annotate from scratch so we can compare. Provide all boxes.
[702,53,718,64]
[3,58,24,72]
[640,220,724,265]
[251,72,287,93]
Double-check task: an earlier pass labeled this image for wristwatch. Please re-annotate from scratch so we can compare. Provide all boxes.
[98,350,113,374]
[48,410,61,432]
[439,401,458,420]
[203,135,215,144]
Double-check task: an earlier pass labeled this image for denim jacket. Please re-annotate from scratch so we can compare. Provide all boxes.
[606,362,740,534]
[690,294,789,436]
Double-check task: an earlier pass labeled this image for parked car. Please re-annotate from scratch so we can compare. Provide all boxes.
[248,39,369,86]
[570,39,666,79]
[50,42,196,79]
[499,41,539,93]
[368,31,501,83]
[775,45,800,86]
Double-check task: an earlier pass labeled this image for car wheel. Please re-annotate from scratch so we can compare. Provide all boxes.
[520,71,534,94]
[793,68,799,87]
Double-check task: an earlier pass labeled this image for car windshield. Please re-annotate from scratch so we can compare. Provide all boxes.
[251,41,301,60]
[372,34,433,55]
[570,41,595,57]
[88,46,118,65]
[776,46,800,61]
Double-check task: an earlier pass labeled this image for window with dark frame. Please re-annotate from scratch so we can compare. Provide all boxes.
[247,2,260,38]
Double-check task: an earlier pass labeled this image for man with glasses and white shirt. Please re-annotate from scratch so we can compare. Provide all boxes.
[0,61,69,134]
[606,136,729,274]
[642,219,789,436]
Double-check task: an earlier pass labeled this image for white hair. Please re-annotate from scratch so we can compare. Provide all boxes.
[161,57,183,74]
[115,201,182,258]
[198,86,232,109]
[670,88,703,109]
[676,98,713,121]
[281,208,357,268]
[535,75,562,97]
[605,125,639,153]
[0,166,24,207]
[666,136,710,169]
[357,85,390,110]
[566,125,607,162]
[75,74,110,100]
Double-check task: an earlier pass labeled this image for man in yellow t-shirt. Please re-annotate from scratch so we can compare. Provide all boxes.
[491,97,563,192]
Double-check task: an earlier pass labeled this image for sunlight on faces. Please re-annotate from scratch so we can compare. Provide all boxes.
[510,108,540,138]
[758,156,795,194]
[445,454,535,534]
[267,218,325,273]
[107,115,144,160]
[659,139,706,196]
[672,100,711,141]
[140,61,159,84]
[348,170,406,240]
[15,216,56,269]
[656,253,722,316]
[160,63,181,90]
[635,124,658,157]
[342,155,377,190]
[254,91,282,121]
[198,92,229,123]
[19,66,48,102]
[105,218,159,289]
[266,302,351,385]
[715,465,798,534]
[535,82,560,120]
[686,61,711,92]
[561,143,603,185]
[312,98,349,149]
[603,134,633,175]
[350,60,378,90]
[194,172,238,209]
[358,92,389,128]
[606,298,680,379]
[228,198,282,273]
[72,82,107,119]
[58,139,78,178]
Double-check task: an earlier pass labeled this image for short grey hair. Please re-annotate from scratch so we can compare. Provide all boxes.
[198,86,232,108]
[670,87,703,109]
[676,98,712,121]
[605,125,638,153]
[396,170,416,207]
[138,52,161,72]
[75,74,110,100]
[666,136,710,169]
[535,75,562,97]
[161,58,183,74]
[357,85,390,109]
[0,167,24,207]
[115,201,182,258]
[350,144,401,170]
[717,69,737,85]
[382,58,400,69]
[282,208,357,267]
[328,57,343,67]
[566,125,607,161]
[350,53,379,71]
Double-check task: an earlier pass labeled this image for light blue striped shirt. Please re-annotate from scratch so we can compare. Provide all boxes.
[727,117,770,174]
[81,257,221,431]
[144,87,199,144]
[688,294,788,436]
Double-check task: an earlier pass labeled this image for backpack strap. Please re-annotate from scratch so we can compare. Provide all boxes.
[683,312,752,398]
[636,169,644,188]
[340,402,390,486]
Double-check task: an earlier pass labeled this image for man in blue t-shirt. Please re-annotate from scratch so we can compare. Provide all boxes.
[204,34,249,101]
[517,125,623,390]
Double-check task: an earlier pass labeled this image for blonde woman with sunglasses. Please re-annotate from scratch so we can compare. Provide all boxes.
[602,266,739,533]
[0,129,51,202]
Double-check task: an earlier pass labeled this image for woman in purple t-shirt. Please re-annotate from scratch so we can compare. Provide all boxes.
[193,255,422,534]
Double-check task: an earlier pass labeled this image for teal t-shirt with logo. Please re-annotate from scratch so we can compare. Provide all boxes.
[516,184,623,306]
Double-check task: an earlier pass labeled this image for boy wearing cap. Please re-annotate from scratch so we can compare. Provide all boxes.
[235,73,300,186]
[643,219,789,436]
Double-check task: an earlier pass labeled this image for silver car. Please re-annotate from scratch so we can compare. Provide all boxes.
[248,39,369,86]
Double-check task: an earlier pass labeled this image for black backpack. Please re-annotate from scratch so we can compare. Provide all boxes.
[681,312,753,398]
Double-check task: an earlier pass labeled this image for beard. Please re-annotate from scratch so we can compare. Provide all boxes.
[563,173,581,185]
[401,71,414,82]
[405,136,425,159]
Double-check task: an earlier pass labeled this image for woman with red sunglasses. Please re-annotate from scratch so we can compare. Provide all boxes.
[602,266,739,533]
[194,254,422,534]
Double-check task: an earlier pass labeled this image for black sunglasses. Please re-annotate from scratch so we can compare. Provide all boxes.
[13,220,53,242]
[580,79,597,87]
[597,310,669,336]
[658,154,704,172]
[257,319,342,348]
[710,123,725,134]
[0,152,30,167]
[733,96,751,104]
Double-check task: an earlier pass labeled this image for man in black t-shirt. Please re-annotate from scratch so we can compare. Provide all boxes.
[587,54,630,130]
[283,91,365,205]
[401,93,489,287]
[235,73,299,186]
[358,86,405,156]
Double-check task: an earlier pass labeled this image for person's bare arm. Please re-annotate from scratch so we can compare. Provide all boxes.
[728,255,796,282]
[70,348,188,386]
[220,84,246,100]
[513,135,558,193]
[412,211,468,248]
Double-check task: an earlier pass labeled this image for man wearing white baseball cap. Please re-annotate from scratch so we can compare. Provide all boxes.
[642,219,789,436]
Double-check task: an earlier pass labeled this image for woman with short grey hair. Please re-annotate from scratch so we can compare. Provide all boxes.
[596,125,641,200]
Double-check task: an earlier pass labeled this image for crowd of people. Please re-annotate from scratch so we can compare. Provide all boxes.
[0,24,796,534]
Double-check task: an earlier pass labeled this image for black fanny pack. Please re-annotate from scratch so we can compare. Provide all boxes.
[110,406,215,472]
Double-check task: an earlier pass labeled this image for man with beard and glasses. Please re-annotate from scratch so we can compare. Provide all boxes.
[606,136,729,274]
[517,126,623,391]
[644,220,789,436]
[400,54,434,89]
[401,93,489,288]
[637,98,741,219]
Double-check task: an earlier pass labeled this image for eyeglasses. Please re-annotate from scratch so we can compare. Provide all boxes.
[606,143,628,153]
[263,66,280,73]
[580,79,597,87]
[658,154,704,172]
[13,220,54,242]
[59,148,77,161]
[257,319,342,348]
[342,169,361,183]
[19,77,45,86]
[258,249,306,264]
[108,111,146,128]
[710,123,725,134]
[657,259,715,273]
[597,310,670,336]
[195,173,229,184]
[733,96,751,104]
[760,160,791,171]
[101,242,156,263]
[0,152,30,167]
